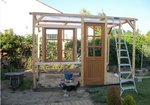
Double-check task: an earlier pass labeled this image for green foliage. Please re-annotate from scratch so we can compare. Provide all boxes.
[145,31,150,43]
[1,68,9,80]
[109,35,118,66]
[19,78,33,91]
[89,79,150,105]
[80,8,91,15]
[109,29,150,68]
[123,95,136,105]
[107,86,121,105]
[0,29,32,71]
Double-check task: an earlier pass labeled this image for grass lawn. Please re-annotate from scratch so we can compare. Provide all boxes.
[88,79,150,105]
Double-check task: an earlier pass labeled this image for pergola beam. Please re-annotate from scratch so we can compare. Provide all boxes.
[127,19,134,29]
[30,12,138,21]
[35,24,81,28]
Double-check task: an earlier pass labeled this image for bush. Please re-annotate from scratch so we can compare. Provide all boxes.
[1,68,9,80]
[107,86,121,105]
[123,95,136,105]
[19,78,33,91]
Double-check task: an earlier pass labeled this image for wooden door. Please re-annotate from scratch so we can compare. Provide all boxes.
[84,23,105,85]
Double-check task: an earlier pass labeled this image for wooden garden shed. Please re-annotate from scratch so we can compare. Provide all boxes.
[30,12,137,89]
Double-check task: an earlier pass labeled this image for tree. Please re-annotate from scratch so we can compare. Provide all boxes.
[145,31,150,43]
[80,8,91,15]
[98,9,106,16]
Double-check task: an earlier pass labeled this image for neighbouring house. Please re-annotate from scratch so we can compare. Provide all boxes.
[0,0,62,35]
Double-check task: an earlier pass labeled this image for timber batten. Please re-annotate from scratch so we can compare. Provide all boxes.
[30,12,137,88]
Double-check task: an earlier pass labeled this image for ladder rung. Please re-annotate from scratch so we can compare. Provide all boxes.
[117,42,125,44]
[118,56,129,59]
[119,64,130,66]
[120,71,132,74]
[121,86,135,91]
[117,49,127,52]
[120,78,134,83]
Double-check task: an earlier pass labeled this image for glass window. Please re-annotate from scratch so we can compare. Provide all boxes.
[88,47,94,56]
[62,29,74,61]
[95,47,101,56]
[45,29,75,61]
[46,29,58,61]
[87,25,102,57]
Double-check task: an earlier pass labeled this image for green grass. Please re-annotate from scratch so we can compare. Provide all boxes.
[122,79,150,105]
[87,87,108,103]
[88,79,150,105]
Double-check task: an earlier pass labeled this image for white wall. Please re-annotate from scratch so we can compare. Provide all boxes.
[0,0,61,35]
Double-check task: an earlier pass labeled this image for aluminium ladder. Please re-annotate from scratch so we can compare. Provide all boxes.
[113,18,137,95]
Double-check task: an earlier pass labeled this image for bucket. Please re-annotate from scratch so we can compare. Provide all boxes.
[64,72,73,80]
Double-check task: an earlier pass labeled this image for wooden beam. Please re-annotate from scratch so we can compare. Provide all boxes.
[104,17,108,84]
[58,29,62,61]
[40,20,127,25]
[42,28,46,62]
[81,17,84,86]
[40,20,81,23]
[132,20,136,76]
[35,61,81,66]
[35,24,81,28]
[30,12,138,21]
[32,15,36,89]
[107,27,112,34]
[127,19,134,29]
[107,33,111,66]
[74,29,77,61]
[36,15,45,23]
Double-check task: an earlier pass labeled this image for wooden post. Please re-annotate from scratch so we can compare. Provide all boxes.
[32,15,36,89]
[42,28,46,62]
[37,31,40,59]
[58,29,62,61]
[107,34,110,70]
[81,17,84,86]
[74,28,77,61]
[104,16,108,84]
[132,20,136,76]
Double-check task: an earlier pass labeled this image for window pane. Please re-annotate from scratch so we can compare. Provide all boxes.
[94,26,101,37]
[88,47,94,56]
[95,38,102,46]
[63,30,73,40]
[95,47,101,56]
[88,37,94,46]
[62,49,73,61]
[46,50,58,61]
[46,40,58,50]
[62,40,73,50]
[87,26,93,36]
[46,29,58,39]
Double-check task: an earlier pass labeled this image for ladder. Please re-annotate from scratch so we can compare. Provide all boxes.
[113,18,137,95]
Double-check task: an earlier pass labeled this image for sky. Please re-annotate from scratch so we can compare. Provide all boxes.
[42,0,150,34]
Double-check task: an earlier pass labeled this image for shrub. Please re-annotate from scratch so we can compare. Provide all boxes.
[19,78,33,91]
[107,86,121,105]
[123,95,136,105]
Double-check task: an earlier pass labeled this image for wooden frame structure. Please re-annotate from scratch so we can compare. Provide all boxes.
[30,12,137,89]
